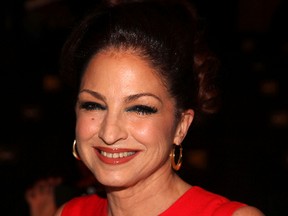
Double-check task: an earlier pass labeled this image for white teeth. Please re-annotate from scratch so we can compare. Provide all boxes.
[100,151,135,158]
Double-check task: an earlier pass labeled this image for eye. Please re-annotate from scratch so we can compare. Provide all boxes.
[126,105,158,115]
[79,101,106,111]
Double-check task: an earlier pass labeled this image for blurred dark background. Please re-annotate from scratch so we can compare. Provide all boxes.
[0,0,287,215]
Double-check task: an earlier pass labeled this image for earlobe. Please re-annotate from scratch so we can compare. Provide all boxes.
[174,109,194,145]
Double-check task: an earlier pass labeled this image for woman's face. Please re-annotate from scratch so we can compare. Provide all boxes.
[75,49,193,188]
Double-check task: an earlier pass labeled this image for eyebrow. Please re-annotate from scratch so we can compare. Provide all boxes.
[79,89,162,104]
[125,93,162,104]
[79,89,106,101]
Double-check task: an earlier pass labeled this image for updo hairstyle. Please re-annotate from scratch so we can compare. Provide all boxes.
[60,0,220,115]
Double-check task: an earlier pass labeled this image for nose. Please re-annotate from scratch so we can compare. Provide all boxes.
[98,112,128,145]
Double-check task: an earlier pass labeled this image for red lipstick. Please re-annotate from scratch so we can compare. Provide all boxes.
[94,147,139,165]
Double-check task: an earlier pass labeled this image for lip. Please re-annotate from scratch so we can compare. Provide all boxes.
[94,146,139,165]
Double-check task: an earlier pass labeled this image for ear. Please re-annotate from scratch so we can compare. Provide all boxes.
[173,109,194,145]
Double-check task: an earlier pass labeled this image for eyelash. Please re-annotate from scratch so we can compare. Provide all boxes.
[79,102,106,111]
[79,102,157,115]
[126,105,158,115]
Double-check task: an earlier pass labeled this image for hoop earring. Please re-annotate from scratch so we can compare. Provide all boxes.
[170,144,183,171]
[72,140,81,160]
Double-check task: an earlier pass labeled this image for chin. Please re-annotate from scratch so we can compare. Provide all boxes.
[95,172,133,189]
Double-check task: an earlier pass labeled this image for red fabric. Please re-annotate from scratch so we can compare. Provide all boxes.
[160,186,246,216]
[61,194,108,216]
[61,186,246,216]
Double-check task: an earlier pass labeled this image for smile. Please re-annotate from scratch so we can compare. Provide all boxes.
[95,147,139,164]
[100,151,136,159]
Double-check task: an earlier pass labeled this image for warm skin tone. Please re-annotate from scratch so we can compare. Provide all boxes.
[55,48,264,216]
[77,48,193,215]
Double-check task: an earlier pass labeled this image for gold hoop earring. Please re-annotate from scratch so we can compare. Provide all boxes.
[170,144,183,171]
[72,140,81,160]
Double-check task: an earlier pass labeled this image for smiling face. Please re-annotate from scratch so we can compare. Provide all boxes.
[75,48,193,188]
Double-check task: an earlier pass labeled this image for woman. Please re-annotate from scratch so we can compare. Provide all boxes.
[56,0,264,215]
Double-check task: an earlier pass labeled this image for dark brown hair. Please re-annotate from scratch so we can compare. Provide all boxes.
[60,0,220,115]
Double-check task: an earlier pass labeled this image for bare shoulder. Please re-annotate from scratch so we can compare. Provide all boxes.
[232,206,265,216]
[54,203,65,216]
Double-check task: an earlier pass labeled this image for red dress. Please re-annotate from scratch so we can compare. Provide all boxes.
[61,186,246,216]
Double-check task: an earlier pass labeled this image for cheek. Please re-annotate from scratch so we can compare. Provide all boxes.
[131,117,175,146]
[76,115,98,139]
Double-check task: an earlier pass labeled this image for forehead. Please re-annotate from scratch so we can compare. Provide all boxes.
[100,48,166,80]
[83,48,163,82]
[81,48,169,96]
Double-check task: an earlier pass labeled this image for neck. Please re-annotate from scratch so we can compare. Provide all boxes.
[105,166,191,216]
